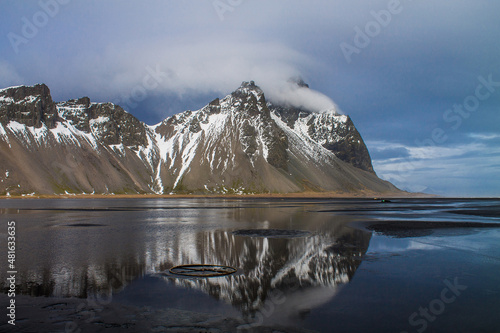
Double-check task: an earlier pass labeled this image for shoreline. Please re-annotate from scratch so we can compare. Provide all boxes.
[0,191,439,200]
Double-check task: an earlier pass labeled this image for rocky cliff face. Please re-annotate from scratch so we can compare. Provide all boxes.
[0,82,399,195]
[0,84,157,195]
[0,84,58,128]
[152,81,293,193]
[269,104,374,173]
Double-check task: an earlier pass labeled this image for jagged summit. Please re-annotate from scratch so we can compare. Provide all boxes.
[228,81,265,105]
[234,80,263,94]
[265,79,373,173]
[0,83,58,128]
[0,83,50,97]
[0,82,398,195]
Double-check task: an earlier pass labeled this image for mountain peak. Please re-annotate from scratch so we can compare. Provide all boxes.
[0,82,398,195]
[0,83,57,128]
[239,80,259,90]
[0,83,51,102]
[233,81,265,99]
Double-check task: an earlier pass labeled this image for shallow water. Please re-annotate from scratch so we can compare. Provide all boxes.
[1,198,499,332]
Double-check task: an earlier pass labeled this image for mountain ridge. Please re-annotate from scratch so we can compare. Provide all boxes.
[0,81,401,195]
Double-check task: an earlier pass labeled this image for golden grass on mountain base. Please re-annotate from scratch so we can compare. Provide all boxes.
[0,190,435,199]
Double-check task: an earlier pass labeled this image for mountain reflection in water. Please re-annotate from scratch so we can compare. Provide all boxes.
[1,199,371,317]
[2,198,499,332]
[158,226,370,315]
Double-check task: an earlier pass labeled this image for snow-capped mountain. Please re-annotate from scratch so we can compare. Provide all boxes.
[0,82,399,195]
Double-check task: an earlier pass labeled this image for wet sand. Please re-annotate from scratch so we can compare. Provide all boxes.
[1,197,498,332]
[0,294,315,333]
[362,220,500,238]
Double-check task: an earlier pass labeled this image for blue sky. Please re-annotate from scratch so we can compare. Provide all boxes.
[1,0,499,196]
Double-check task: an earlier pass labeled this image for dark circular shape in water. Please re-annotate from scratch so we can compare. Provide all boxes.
[169,264,237,277]
[232,229,311,238]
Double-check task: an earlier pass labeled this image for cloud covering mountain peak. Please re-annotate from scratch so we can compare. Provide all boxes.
[263,79,341,114]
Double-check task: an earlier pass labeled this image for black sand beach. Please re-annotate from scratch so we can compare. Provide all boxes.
[1,198,499,332]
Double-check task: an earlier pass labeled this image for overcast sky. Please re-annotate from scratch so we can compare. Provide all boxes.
[1,0,499,196]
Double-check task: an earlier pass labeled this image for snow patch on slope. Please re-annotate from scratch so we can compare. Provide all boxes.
[271,112,336,163]
[0,96,14,104]
[0,85,23,93]
[0,123,11,148]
